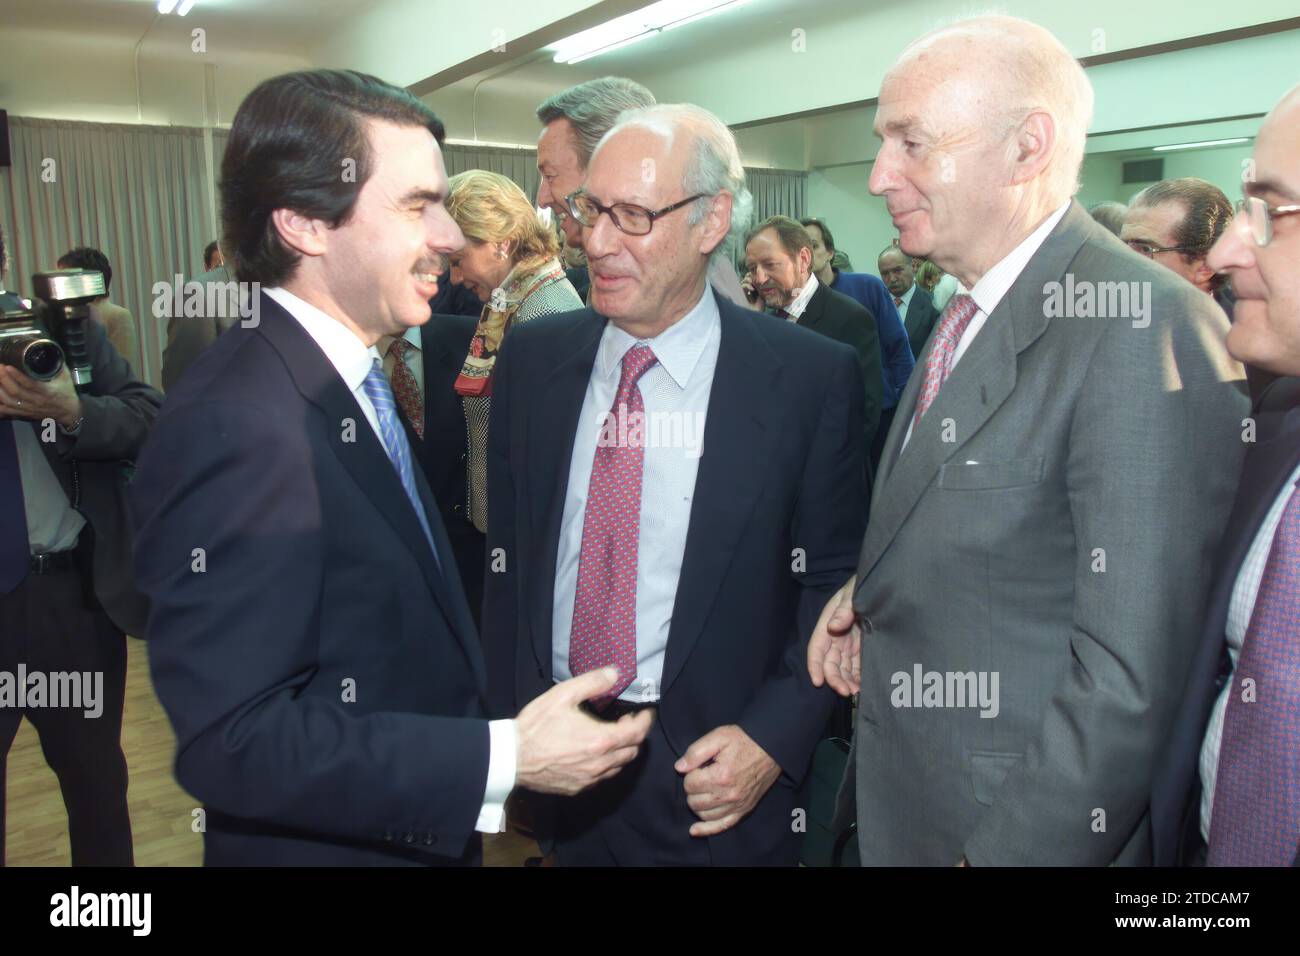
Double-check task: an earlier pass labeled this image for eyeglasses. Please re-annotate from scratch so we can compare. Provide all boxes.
[566,190,708,237]
[1124,239,1195,259]
[1235,195,1300,247]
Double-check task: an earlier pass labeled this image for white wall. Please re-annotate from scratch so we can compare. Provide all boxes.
[806,164,896,275]
[1079,143,1255,207]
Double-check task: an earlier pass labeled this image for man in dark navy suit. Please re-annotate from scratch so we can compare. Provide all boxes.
[483,104,866,865]
[1152,84,1300,867]
[130,69,651,867]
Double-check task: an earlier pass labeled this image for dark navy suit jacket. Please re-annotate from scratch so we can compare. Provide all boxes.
[481,291,867,864]
[1151,376,1300,866]
[830,270,913,408]
[130,293,491,866]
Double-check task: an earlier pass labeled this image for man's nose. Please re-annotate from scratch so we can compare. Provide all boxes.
[1207,211,1254,274]
[585,210,619,258]
[868,144,900,196]
[537,179,554,209]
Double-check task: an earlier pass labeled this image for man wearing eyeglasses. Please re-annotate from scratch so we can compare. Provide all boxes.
[482,103,867,865]
[1152,83,1300,867]
[1121,178,1234,296]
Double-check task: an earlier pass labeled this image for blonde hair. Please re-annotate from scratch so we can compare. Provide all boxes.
[447,169,558,267]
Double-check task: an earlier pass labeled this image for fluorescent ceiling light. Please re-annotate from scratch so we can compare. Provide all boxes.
[157,0,179,13]
[1153,137,1249,152]
[177,0,198,14]
[551,0,753,65]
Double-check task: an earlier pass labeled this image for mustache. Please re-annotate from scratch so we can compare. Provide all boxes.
[415,254,448,275]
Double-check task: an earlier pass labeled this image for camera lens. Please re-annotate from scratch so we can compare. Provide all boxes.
[24,340,65,380]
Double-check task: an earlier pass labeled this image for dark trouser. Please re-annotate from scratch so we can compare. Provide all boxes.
[550,703,713,867]
[0,556,132,866]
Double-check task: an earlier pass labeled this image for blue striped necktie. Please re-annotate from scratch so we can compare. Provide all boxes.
[361,360,439,568]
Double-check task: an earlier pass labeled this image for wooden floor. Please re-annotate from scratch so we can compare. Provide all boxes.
[4,638,537,866]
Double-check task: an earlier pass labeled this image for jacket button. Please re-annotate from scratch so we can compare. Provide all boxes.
[382,831,394,842]
[402,831,416,844]
[422,834,436,846]
[460,452,467,462]
[453,504,462,514]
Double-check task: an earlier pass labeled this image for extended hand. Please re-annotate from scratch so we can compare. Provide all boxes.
[807,575,861,696]
[514,667,654,796]
[675,724,780,838]
[0,364,82,429]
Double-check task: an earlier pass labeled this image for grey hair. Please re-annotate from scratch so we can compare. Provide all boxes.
[536,77,657,167]
[595,103,754,266]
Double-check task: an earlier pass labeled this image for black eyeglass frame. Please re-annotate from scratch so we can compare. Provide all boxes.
[1123,238,1196,259]
[566,190,710,236]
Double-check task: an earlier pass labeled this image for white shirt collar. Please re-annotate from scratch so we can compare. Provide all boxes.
[785,272,820,320]
[264,286,380,392]
[598,284,717,390]
[896,283,916,313]
[380,324,422,359]
[959,201,1071,317]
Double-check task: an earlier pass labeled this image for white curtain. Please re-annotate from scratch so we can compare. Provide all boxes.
[0,116,217,389]
[745,167,807,223]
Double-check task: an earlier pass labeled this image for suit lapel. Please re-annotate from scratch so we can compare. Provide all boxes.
[856,203,1091,583]
[530,314,605,674]
[797,281,829,330]
[661,299,781,694]
[254,295,474,655]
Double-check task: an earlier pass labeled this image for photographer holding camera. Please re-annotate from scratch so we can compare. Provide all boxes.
[0,225,162,866]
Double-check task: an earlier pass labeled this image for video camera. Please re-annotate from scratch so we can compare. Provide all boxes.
[0,269,105,386]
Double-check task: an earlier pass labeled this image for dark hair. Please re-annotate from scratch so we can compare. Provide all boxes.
[203,240,222,270]
[57,246,112,293]
[1130,178,1233,260]
[1087,201,1127,236]
[745,215,814,260]
[221,69,447,286]
[799,217,836,253]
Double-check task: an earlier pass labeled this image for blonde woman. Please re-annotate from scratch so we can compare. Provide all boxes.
[447,169,583,536]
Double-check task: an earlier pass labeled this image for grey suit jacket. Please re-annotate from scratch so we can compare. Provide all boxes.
[161,263,241,392]
[841,202,1248,865]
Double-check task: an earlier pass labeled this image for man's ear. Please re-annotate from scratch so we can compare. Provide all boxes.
[698,191,734,257]
[799,245,813,277]
[1189,256,1217,291]
[1009,110,1056,187]
[271,208,330,259]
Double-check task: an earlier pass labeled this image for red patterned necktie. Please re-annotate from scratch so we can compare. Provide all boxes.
[568,344,659,704]
[1207,481,1300,866]
[911,293,979,427]
[894,296,903,307]
[386,337,424,439]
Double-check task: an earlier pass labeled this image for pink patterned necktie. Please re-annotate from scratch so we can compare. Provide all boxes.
[912,293,979,427]
[386,337,424,439]
[568,343,659,704]
[1207,481,1300,866]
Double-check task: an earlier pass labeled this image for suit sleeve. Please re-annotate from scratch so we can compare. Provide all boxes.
[738,345,868,782]
[131,400,492,850]
[842,304,883,454]
[57,312,161,462]
[962,292,1248,865]
[481,330,522,718]
[864,281,916,403]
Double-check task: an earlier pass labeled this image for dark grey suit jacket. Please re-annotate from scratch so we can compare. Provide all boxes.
[902,285,940,360]
[840,202,1248,865]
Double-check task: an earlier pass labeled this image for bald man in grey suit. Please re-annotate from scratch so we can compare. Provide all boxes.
[807,16,1247,866]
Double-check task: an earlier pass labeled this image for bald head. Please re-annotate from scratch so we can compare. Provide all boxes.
[891,16,1092,202]
[869,16,1093,286]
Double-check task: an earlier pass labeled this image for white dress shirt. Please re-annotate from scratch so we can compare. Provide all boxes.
[552,285,721,701]
[901,202,1071,451]
[783,273,820,321]
[895,283,916,317]
[265,287,514,832]
[1198,463,1300,841]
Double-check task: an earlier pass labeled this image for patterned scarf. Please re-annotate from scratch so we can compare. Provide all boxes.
[454,257,567,397]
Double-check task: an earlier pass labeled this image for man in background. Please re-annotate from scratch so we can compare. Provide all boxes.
[2,226,161,866]
[803,218,913,470]
[878,243,940,362]
[744,215,882,458]
[203,240,224,272]
[55,247,137,368]
[1122,178,1234,296]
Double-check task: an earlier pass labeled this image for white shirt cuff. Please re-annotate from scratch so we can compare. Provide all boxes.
[474,718,517,833]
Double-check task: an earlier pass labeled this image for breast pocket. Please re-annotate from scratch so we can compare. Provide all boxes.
[938,457,1044,491]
